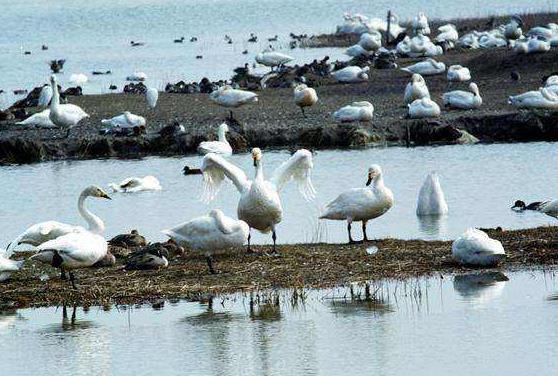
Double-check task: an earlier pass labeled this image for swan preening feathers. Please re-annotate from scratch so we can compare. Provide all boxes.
[404,74,430,104]
[452,228,506,266]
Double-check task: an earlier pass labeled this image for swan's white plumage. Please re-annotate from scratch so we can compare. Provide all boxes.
[38,85,53,107]
[69,73,88,85]
[331,66,369,83]
[443,82,482,109]
[126,72,147,81]
[452,228,506,266]
[333,101,374,122]
[359,31,382,51]
[209,86,258,108]
[294,84,318,110]
[48,75,89,128]
[404,74,430,104]
[413,12,430,35]
[16,109,56,128]
[508,87,558,109]
[0,251,23,282]
[416,172,448,216]
[401,58,446,76]
[255,51,293,67]
[198,123,233,156]
[146,87,158,109]
[408,98,441,118]
[101,111,146,128]
[109,176,162,193]
[447,65,471,82]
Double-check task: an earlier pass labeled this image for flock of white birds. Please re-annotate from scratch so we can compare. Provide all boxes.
[3,11,558,284]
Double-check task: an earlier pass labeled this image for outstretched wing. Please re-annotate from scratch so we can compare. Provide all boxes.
[270,149,316,201]
[201,153,250,202]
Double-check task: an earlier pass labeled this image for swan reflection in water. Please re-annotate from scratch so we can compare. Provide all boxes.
[453,272,509,305]
[327,284,394,317]
[416,215,448,238]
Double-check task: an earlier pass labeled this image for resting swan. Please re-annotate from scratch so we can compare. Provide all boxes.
[162,209,249,273]
[443,83,482,109]
[401,58,446,76]
[209,85,258,120]
[16,109,56,128]
[508,87,558,109]
[201,148,315,253]
[331,66,369,83]
[404,74,430,104]
[109,176,162,193]
[359,31,382,51]
[6,186,111,256]
[413,12,430,35]
[333,101,374,122]
[146,87,158,109]
[320,165,393,243]
[101,111,146,129]
[408,98,441,118]
[452,228,506,266]
[0,250,23,282]
[435,24,458,43]
[198,123,232,156]
[416,172,448,216]
[48,75,89,136]
[293,84,318,117]
[447,65,471,82]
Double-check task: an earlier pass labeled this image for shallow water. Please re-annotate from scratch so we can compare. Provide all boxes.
[1,269,558,375]
[1,142,557,247]
[1,0,556,108]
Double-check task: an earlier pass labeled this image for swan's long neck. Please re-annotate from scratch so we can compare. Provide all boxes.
[50,80,60,113]
[371,174,385,190]
[78,193,105,234]
[254,160,264,181]
[218,127,227,142]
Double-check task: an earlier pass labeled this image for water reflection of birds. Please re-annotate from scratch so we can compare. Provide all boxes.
[416,215,447,237]
[328,291,393,317]
[249,295,281,321]
[0,309,22,331]
[453,272,508,305]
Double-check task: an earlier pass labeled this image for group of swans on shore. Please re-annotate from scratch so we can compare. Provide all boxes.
[508,75,558,109]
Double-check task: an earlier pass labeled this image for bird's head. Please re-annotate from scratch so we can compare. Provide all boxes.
[251,147,262,166]
[84,185,112,200]
[366,164,382,186]
[220,122,229,132]
[511,200,526,210]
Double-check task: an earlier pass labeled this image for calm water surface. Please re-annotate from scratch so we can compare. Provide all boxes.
[1,270,558,375]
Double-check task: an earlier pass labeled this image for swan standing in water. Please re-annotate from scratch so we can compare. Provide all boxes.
[320,165,394,243]
[0,250,23,282]
[16,109,55,128]
[443,83,482,110]
[6,186,111,255]
[209,85,258,120]
[331,66,369,83]
[333,101,374,122]
[508,87,558,109]
[512,199,558,219]
[162,209,249,273]
[447,65,471,82]
[293,84,318,117]
[109,176,162,193]
[48,75,89,137]
[416,172,448,216]
[201,148,316,254]
[146,87,158,109]
[198,123,233,156]
[408,98,441,118]
[401,58,445,76]
[38,85,53,107]
[101,111,146,129]
[452,228,506,266]
[404,74,430,104]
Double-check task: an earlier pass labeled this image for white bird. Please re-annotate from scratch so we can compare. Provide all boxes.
[508,87,558,109]
[101,111,146,129]
[331,66,369,83]
[359,31,382,51]
[293,84,318,117]
[69,73,88,85]
[396,36,412,56]
[401,58,446,76]
[109,176,162,193]
[146,87,158,109]
[443,83,482,110]
[416,172,448,216]
[38,85,53,107]
[48,75,89,136]
[435,24,458,43]
[408,98,441,118]
[162,209,249,273]
[513,39,529,54]
[511,199,558,219]
[526,24,558,40]
[504,18,523,40]
[453,272,508,304]
[447,65,471,82]
[201,148,315,253]
[0,250,23,282]
[386,13,406,39]
[333,101,374,123]
[255,51,293,69]
[16,109,56,128]
[345,44,370,57]
[545,76,558,95]
[6,186,111,256]
[209,85,258,120]
[126,72,147,81]
[452,228,506,266]
[198,123,233,156]
[527,37,550,53]
[413,12,430,35]
[404,73,430,104]
[320,164,394,243]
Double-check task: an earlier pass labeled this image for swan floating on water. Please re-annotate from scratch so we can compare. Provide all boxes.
[416,172,448,216]
[201,148,315,253]
[452,228,506,266]
[447,65,471,82]
[508,87,558,109]
[101,111,146,129]
[0,250,23,282]
[162,209,249,273]
[69,73,88,85]
[512,199,558,219]
[146,87,158,109]
[48,75,89,136]
[401,58,445,76]
[293,84,318,117]
[333,101,374,123]
[38,85,53,107]
[109,176,162,193]
[320,164,394,243]
[443,82,482,110]
[198,123,232,156]
[331,66,369,83]
[408,98,441,118]
[404,74,430,104]
[16,109,56,128]
[255,51,293,69]
[209,85,258,119]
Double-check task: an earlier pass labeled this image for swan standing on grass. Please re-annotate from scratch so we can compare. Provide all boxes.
[255,51,294,70]
[408,98,441,118]
[508,87,558,109]
[162,209,249,273]
[331,66,369,83]
[38,85,53,107]
[209,85,258,120]
[146,87,158,109]
[16,109,55,128]
[512,200,558,219]
[0,250,23,282]
[404,74,430,104]
[447,65,471,82]
[198,123,232,156]
[416,172,448,216]
[48,75,89,137]
[294,84,318,117]
[333,101,374,122]
[109,176,162,193]
[320,165,393,243]
[402,58,446,76]
[101,111,146,129]
[201,148,315,254]
[6,186,111,255]
[452,228,506,266]
[443,83,482,110]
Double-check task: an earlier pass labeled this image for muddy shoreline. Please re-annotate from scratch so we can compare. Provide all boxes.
[1,226,558,309]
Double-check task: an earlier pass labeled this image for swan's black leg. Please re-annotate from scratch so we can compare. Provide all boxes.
[229,110,234,121]
[246,229,253,253]
[206,255,216,274]
[69,272,77,290]
[348,222,355,244]
[362,221,369,242]
[271,230,279,256]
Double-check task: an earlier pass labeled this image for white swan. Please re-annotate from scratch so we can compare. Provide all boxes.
[0,250,23,282]
[508,87,558,109]
[447,65,471,82]
[38,85,53,107]
[408,35,443,57]
[386,13,406,39]
[443,83,482,110]
[401,58,446,76]
[255,51,293,69]
[396,36,412,56]
[48,75,89,134]
[408,98,441,118]
[511,199,558,219]
[413,12,430,35]
[109,176,162,193]
[126,72,147,81]
[452,228,506,266]
[504,17,523,40]
[6,186,111,256]
[69,73,88,85]
[146,87,158,109]
[359,31,382,51]
[526,24,558,40]
[527,37,550,53]
[16,109,56,128]
[209,85,258,119]
[478,33,507,48]
[513,39,529,54]
[345,44,370,57]
[416,172,448,216]
[294,84,318,117]
[162,209,249,273]
[435,24,458,43]
[201,148,315,253]
[331,66,369,83]
[320,164,394,243]
[198,123,232,156]
[333,101,374,122]
[101,111,146,129]
[404,73,430,104]
[545,76,558,95]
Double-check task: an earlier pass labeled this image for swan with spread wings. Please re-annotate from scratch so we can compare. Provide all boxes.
[201,148,316,254]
